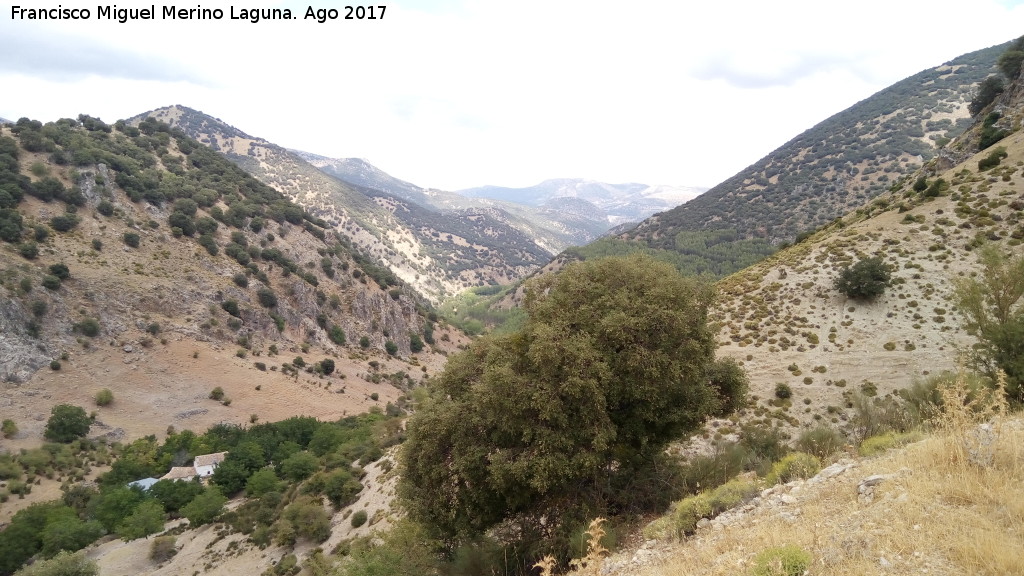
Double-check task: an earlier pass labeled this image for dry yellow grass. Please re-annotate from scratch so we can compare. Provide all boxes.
[618,377,1023,576]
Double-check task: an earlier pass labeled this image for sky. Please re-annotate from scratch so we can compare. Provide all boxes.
[1,1,1022,191]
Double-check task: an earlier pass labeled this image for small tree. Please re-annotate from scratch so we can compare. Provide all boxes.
[953,245,1024,404]
[180,486,226,526]
[44,404,91,443]
[834,256,891,301]
[123,231,140,248]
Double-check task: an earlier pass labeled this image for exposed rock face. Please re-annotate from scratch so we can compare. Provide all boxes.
[0,296,51,384]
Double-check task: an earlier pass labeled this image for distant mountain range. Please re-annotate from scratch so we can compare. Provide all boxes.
[459,179,706,226]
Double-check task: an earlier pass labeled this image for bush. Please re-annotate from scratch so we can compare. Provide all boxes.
[796,426,845,458]
[12,551,98,576]
[774,383,792,399]
[149,536,177,563]
[42,275,61,290]
[765,452,820,485]
[44,404,91,443]
[123,232,140,248]
[50,359,61,370]
[978,147,1008,171]
[232,273,248,288]
[91,239,102,251]
[2,418,18,438]
[94,389,114,406]
[834,256,891,301]
[49,214,79,232]
[858,430,923,457]
[646,478,759,538]
[351,509,368,528]
[221,299,240,318]
[256,288,277,308]
[19,241,39,259]
[384,340,398,356]
[73,318,100,337]
[751,544,812,576]
[209,387,225,401]
[359,335,370,349]
[328,325,346,345]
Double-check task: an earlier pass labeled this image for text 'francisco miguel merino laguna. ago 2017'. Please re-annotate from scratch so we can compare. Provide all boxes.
[10,5,386,24]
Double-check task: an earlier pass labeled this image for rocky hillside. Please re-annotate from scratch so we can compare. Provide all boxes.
[624,41,1010,257]
[0,114,461,449]
[133,106,551,303]
[708,60,1023,434]
[294,151,629,253]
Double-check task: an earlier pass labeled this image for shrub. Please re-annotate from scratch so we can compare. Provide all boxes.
[646,478,759,538]
[978,147,1008,171]
[351,509,368,528]
[73,318,100,337]
[859,430,923,457]
[2,418,17,438]
[765,452,820,485]
[796,426,845,458]
[370,392,379,401]
[410,334,424,353]
[774,383,792,399]
[149,536,177,563]
[751,544,812,576]
[50,360,62,370]
[384,340,398,356]
[12,551,98,576]
[359,335,370,349]
[231,273,248,288]
[19,241,39,259]
[221,299,240,317]
[328,325,346,345]
[96,199,114,216]
[123,232,140,248]
[94,389,114,406]
[49,214,79,232]
[91,238,102,251]
[209,386,225,401]
[42,275,61,290]
[256,288,277,308]
[834,256,891,301]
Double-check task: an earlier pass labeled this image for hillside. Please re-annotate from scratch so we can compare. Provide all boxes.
[707,59,1024,435]
[623,41,1011,263]
[0,114,463,456]
[294,151,632,253]
[133,106,551,303]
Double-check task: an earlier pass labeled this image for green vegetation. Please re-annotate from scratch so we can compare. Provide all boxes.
[953,246,1024,404]
[751,545,812,576]
[401,255,746,561]
[93,389,113,407]
[43,405,91,443]
[834,256,892,301]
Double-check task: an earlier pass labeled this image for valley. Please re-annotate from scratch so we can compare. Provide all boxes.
[0,34,1022,576]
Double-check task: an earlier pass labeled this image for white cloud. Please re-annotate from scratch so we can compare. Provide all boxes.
[1,0,1022,190]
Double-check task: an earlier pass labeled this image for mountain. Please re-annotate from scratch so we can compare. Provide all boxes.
[0,113,466,450]
[0,117,12,125]
[132,105,552,303]
[293,150,633,252]
[460,178,706,226]
[623,41,1011,257]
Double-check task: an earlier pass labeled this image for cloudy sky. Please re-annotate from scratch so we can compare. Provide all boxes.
[1,1,1022,191]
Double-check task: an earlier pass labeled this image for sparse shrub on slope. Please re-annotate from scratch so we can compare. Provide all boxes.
[834,256,891,301]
